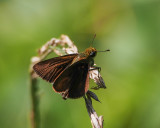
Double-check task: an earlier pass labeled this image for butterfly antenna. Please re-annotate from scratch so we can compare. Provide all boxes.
[91,33,96,47]
[97,49,110,52]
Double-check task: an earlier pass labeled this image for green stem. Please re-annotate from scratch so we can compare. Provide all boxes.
[30,75,40,128]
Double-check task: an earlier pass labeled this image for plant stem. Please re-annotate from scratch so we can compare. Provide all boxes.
[30,74,40,128]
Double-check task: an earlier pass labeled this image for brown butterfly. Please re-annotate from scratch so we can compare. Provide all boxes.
[33,47,109,99]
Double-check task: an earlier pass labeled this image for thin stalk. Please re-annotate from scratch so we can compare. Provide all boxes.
[30,74,40,128]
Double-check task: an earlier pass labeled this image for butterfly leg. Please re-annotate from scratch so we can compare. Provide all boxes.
[89,66,101,73]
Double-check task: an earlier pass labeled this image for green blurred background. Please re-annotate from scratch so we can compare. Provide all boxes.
[0,0,160,128]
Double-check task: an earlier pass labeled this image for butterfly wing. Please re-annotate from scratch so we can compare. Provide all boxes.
[53,61,90,98]
[33,54,78,83]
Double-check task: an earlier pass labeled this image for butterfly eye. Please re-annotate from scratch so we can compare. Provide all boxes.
[90,51,97,57]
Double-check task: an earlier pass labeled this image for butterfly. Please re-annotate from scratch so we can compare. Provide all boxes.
[33,46,109,99]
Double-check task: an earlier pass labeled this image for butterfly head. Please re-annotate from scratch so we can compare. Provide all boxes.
[84,47,97,57]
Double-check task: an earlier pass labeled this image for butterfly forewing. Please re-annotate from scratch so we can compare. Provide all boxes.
[33,54,78,83]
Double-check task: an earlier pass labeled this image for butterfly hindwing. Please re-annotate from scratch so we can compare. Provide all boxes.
[33,54,78,83]
[53,61,90,98]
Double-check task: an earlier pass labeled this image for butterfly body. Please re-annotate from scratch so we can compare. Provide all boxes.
[33,47,98,99]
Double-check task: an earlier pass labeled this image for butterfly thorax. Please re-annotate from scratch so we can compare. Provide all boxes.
[84,47,97,58]
[71,47,97,66]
